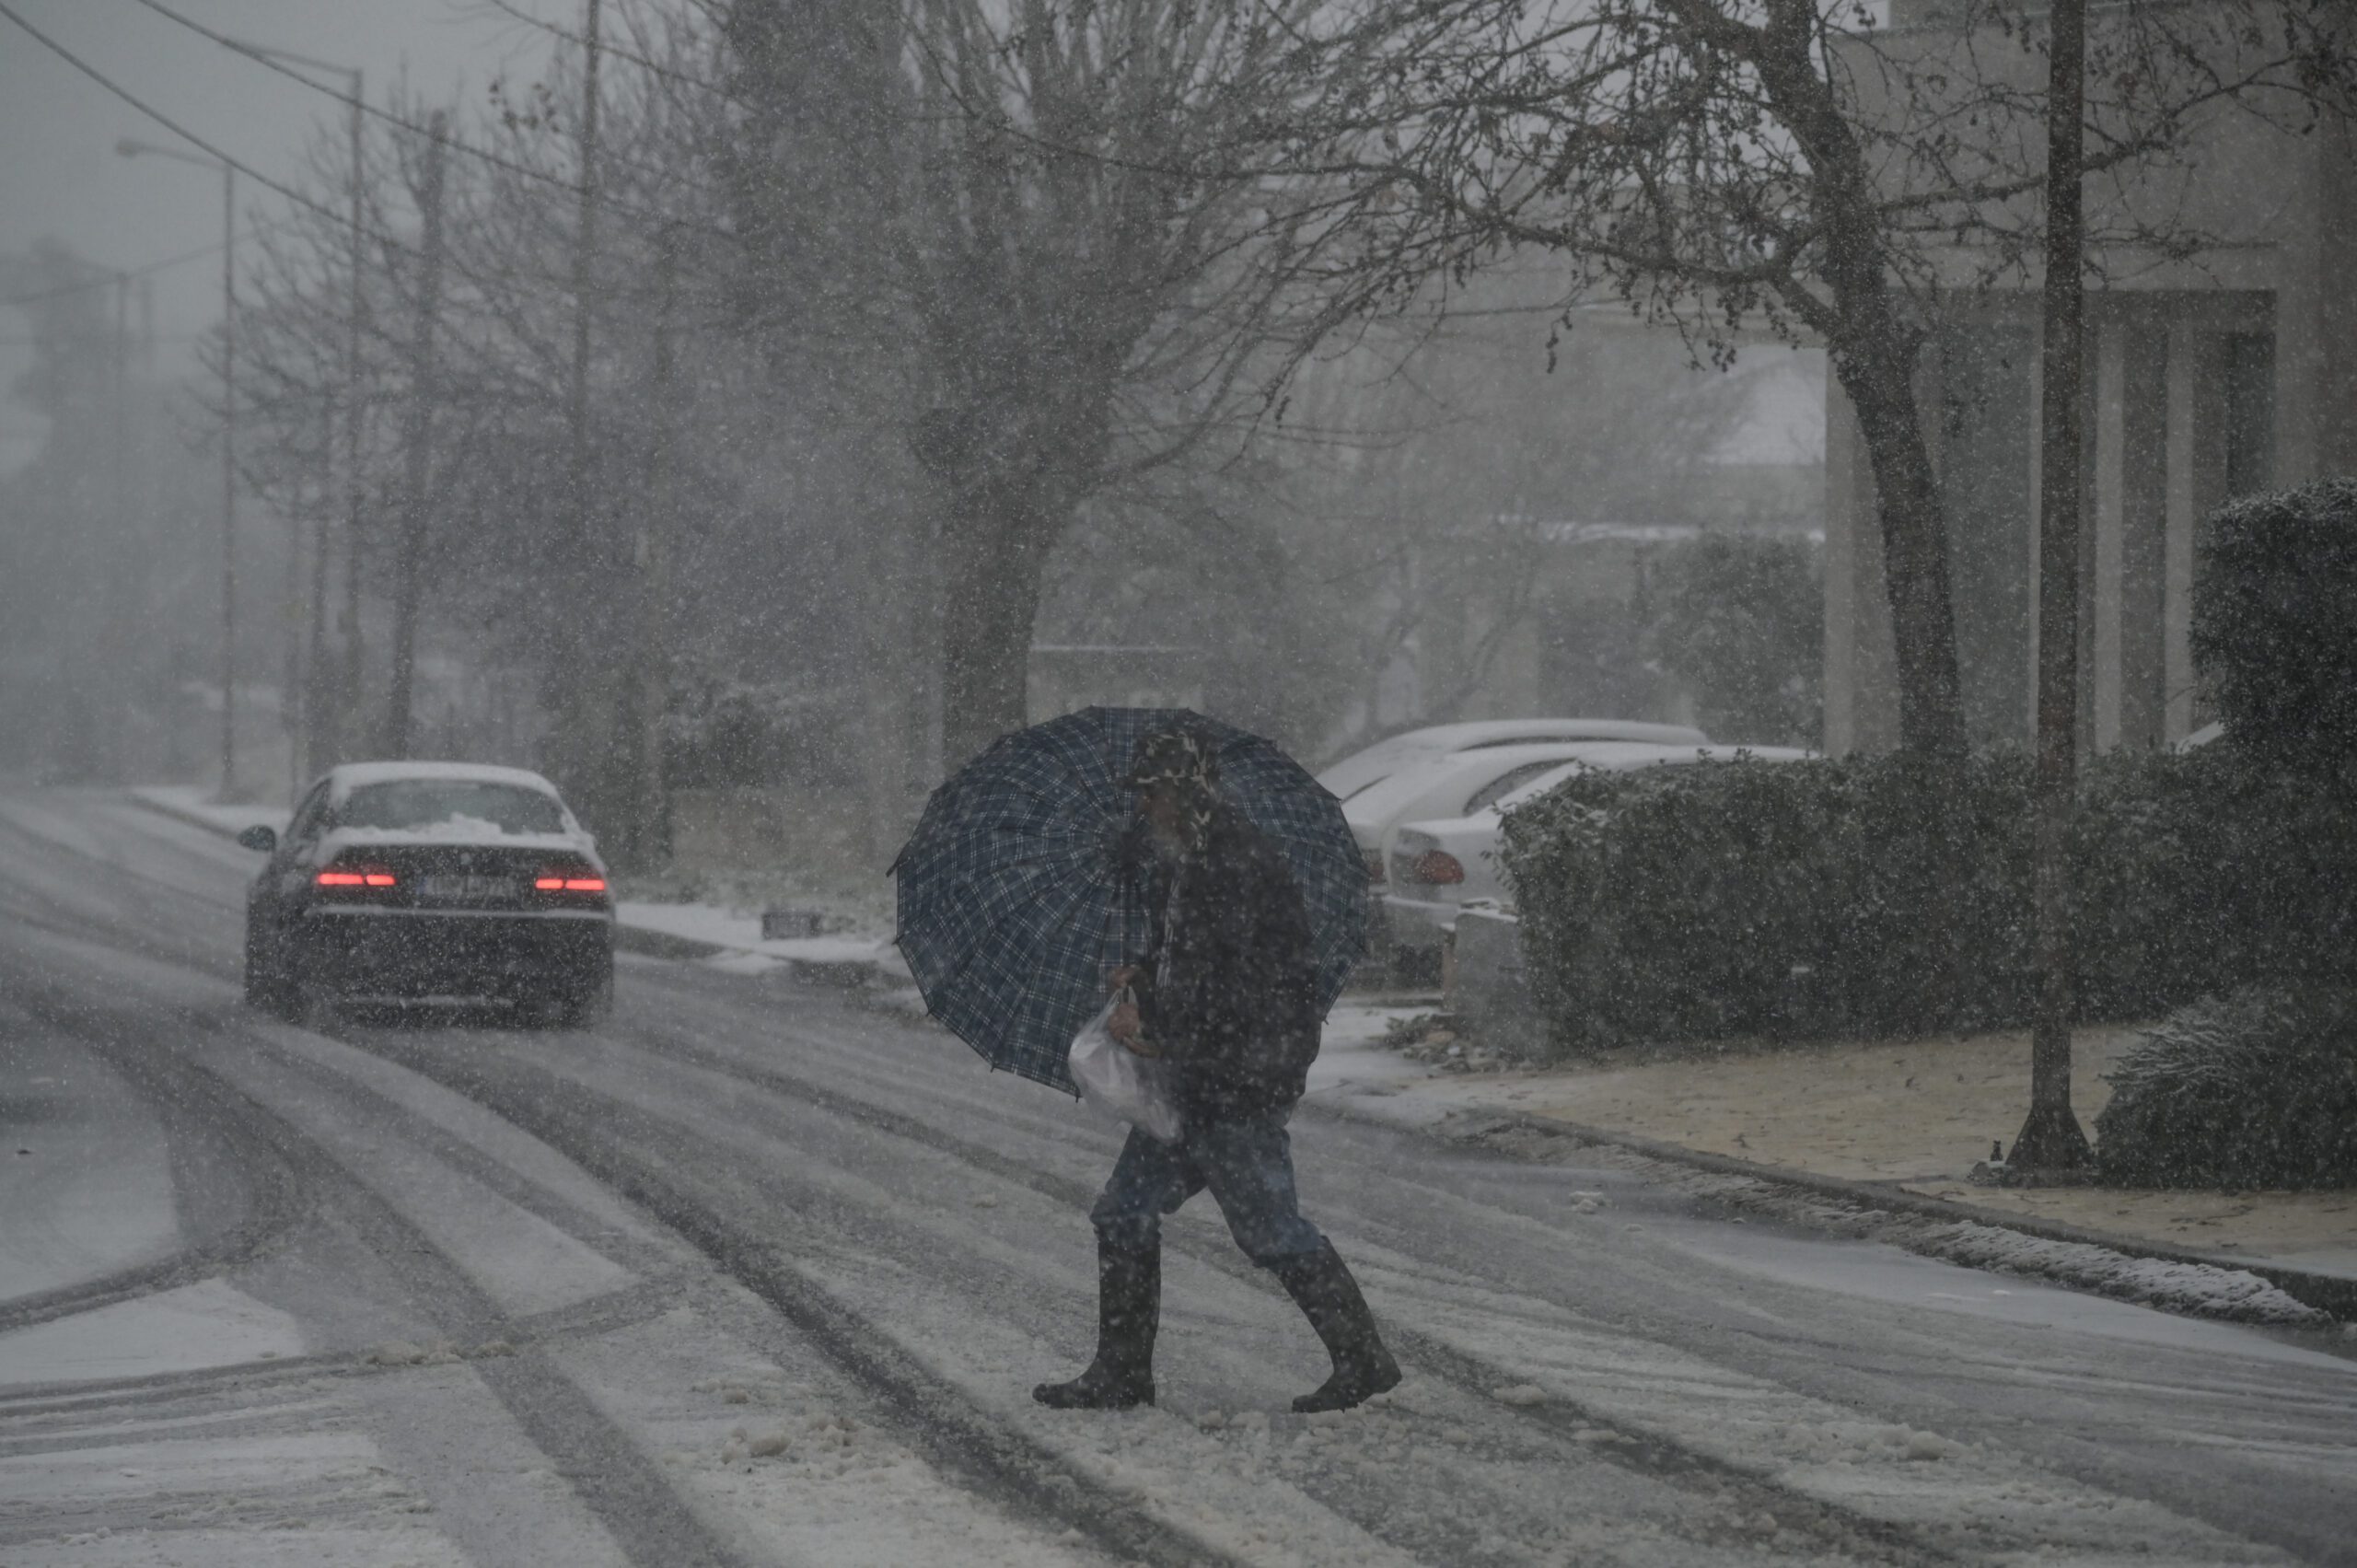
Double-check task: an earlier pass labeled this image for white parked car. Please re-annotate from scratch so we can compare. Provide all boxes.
[1383,743,1817,954]
[1343,740,1699,889]
[1318,718,1709,805]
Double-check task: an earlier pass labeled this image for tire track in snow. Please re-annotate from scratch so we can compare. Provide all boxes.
[0,963,753,1568]
[3,793,2333,1564]
[534,981,2311,1566]
[324,1021,1303,1568]
[343,1005,1941,1567]
[0,991,311,1338]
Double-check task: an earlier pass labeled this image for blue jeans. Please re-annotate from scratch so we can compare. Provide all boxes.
[1089,1112,1328,1267]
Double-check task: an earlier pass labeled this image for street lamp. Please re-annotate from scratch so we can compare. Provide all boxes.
[219,40,364,780]
[117,135,239,798]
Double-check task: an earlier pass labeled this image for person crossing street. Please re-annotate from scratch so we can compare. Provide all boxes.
[1031,726,1401,1414]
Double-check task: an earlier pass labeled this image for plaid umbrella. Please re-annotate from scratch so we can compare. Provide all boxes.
[892,706,1365,1095]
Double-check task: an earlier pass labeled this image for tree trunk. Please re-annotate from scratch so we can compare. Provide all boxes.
[1827,335,1969,761]
[2015,0,2095,1176]
[1753,3,1968,760]
[938,489,1052,770]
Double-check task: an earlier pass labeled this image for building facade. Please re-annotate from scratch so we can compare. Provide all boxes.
[1825,17,2357,753]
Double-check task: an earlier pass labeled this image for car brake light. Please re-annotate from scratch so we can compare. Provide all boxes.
[535,868,607,893]
[1411,851,1465,885]
[318,865,396,888]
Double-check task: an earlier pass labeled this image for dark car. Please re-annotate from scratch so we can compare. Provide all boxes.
[239,762,614,1026]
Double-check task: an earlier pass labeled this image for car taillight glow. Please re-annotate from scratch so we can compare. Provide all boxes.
[318,866,396,888]
[535,870,607,892]
[1411,851,1465,885]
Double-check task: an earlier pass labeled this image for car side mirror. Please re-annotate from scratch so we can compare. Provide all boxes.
[237,825,278,854]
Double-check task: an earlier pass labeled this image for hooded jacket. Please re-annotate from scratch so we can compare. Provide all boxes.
[1129,803,1324,1122]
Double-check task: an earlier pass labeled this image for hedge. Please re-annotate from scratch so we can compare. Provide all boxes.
[2191,479,2357,779]
[1496,745,2357,1057]
[2096,987,2357,1190]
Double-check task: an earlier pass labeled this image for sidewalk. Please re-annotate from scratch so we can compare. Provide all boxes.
[1324,1010,2356,1314]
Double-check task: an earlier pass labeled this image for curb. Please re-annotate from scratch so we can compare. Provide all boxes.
[126,788,269,842]
[1435,1104,2356,1323]
[613,924,733,962]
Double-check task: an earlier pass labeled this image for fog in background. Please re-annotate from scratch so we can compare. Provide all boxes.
[0,0,1828,894]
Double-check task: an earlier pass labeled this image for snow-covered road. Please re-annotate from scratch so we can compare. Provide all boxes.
[2,788,2352,1566]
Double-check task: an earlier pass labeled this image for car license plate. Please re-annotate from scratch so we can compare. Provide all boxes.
[421,873,516,902]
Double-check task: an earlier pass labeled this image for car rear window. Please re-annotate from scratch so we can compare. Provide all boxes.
[340,780,567,836]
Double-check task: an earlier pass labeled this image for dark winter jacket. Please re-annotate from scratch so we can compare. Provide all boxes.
[1129,804,1324,1122]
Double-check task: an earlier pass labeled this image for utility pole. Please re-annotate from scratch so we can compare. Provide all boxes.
[342,70,366,762]
[627,226,679,868]
[110,271,131,783]
[2015,0,2095,1176]
[384,112,447,759]
[305,397,333,781]
[221,165,238,796]
[560,0,607,809]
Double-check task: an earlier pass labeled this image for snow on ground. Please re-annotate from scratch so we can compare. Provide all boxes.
[0,1022,180,1300]
[1381,1019,2357,1281]
[1305,1000,1446,1109]
[0,1279,307,1384]
[8,788,2355,1567]
[614,898,906,974]
[128,785,287,840]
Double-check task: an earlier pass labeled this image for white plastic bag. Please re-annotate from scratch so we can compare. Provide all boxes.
[1069,994,1185,1144]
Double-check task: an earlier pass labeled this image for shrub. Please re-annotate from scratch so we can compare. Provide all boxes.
[2096,987,2357,1189]
[1642,534,1823,747]
[2191,479,2357,778]
[1498,747,2357,1059]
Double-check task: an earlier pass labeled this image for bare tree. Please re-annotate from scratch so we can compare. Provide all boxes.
[721,0,1354,767]
[1262,0,2357,758]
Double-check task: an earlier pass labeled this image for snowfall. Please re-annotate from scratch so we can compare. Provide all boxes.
[2,788,2352,1567]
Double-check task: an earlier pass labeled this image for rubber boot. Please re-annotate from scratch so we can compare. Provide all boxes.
[1032,1237,1159,1410]
[1273,1241,1401,1412]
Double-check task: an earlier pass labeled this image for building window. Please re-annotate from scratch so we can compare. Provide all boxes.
[2222,331,2274,500]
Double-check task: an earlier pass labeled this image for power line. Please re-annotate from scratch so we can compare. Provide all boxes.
[129,0,726,227]
[0,0,699,316]
[0,0,412,253]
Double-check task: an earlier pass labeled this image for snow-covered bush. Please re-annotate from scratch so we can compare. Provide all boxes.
[2096,988,2357,1190]
[2191,480,2357,780]
[1497,747,2357,1059]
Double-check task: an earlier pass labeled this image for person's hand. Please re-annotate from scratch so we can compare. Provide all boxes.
[1108,1001,1159,1056]
[1108,964,1144,994]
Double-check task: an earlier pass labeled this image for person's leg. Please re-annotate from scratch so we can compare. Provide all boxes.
[1195,1113,1401,1413]
[1033,1129,1202,1410]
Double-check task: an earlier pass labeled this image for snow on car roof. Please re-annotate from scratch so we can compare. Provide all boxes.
[325,761,564,800]
[317,824,588,853]
[1341,739,1663,827]
[1482,743,1816,816]
[1318,718,1710,798]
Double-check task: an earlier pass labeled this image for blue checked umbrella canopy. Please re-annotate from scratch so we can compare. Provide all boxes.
[892,707,1366,1096]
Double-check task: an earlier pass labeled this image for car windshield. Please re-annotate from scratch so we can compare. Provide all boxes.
[339,780,567,836]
